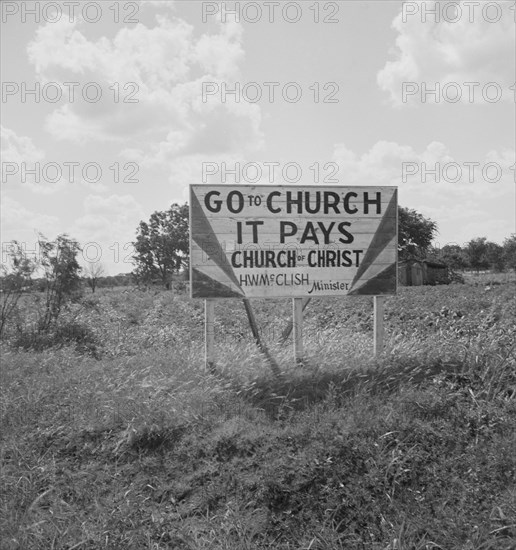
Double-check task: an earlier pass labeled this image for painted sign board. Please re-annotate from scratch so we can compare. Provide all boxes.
[190,185,397,299]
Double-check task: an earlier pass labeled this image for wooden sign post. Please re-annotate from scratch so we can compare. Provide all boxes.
[242,298,281,377]
[205,299,215,371]
[373,295,385,357]
[293,298,304,364]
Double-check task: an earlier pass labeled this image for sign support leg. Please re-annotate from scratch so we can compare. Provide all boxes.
[279,297,311,345]
[205,299,215,372]
[373,295,385,357]
[242,298,281,377]
[293,298,304,365]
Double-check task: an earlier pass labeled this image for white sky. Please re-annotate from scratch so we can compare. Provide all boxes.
[1,0,515,274]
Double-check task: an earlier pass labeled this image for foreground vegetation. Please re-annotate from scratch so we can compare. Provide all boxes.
[1,278,515,549]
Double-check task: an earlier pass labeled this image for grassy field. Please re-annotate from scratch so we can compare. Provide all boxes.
[1,279,515,549]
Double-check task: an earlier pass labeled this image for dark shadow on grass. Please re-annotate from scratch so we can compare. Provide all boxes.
[231,356,461,420]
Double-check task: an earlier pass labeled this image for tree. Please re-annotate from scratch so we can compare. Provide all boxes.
[0,242,37,337]
[133,203,189,289]
[38,234,82,331]
[84,262,105,293]
[438,244,469,271]
[485,241,505,272]
[398,207,438,260]
[503,234,516,272]
[465,237,490,272]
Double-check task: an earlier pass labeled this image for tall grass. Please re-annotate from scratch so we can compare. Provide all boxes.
[1,282,515,549]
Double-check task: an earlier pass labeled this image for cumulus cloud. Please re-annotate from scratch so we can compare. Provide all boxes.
[26,12,262,157]
[333,140,514,190]
[139,0,176,10]
[72,194,145,241]
[44,104,109,144]
[1,126,44,164]
[69,193,147,271]
[378,1,515,105]
[0,194,59,247]
[332,139,515,244]
[333,140,456,186]
[0,126,67,194]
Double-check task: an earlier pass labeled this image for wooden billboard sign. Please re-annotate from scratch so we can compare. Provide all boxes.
[189,185,398,367]
[190,185,397,298]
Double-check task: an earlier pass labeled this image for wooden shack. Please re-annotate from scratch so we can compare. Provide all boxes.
[425,260,450,285]
[398,260,450,286]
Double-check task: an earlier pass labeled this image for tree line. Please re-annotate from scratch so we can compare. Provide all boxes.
[1,205,512,350]
[1,204,515,307]
[428,238,516,273]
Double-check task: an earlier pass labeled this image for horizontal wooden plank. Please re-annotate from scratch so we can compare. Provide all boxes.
[190,260,396,274]
[198,211,393,220]
[191,184,397,195]
[191,242,397,259]
[192,235,395,250]
[192,239,396,253]
[190,265,396,279]
[191,264,396,298]
[192,217,394,234]
[194,214,396,223]
[192,253,396,277]
[190,249,396,270]
[192,235,395,249]
[191,185,397,219]
[191,241,397,252]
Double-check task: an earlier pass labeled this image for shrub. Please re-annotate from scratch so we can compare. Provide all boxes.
[12,321,99,357]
